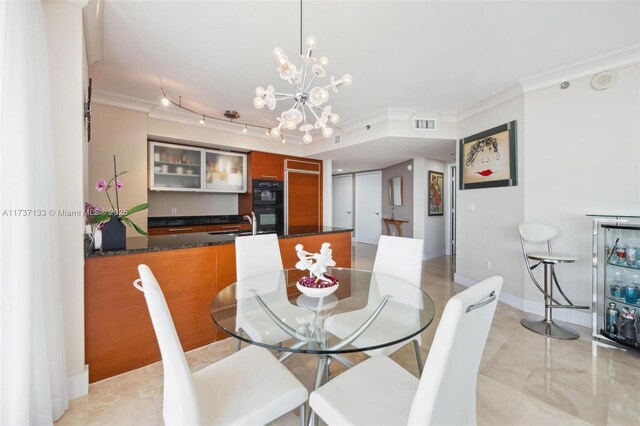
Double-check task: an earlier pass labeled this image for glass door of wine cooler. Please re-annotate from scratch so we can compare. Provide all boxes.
[599,224,640,350]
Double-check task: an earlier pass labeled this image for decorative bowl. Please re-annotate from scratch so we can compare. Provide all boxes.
[296,274,339,298]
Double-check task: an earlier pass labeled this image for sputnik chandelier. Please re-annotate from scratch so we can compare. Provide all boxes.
[252,1,352,144]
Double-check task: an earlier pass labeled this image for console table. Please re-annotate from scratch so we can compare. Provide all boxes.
[383,218,409,237]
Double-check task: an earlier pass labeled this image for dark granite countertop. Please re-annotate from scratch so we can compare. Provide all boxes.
[86,226,353,258]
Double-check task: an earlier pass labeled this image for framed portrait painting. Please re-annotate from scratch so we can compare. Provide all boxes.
[428,170,444,216]
[459,120,517,190]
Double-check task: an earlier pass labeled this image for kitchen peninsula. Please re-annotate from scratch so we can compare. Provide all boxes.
[84,226,352,383]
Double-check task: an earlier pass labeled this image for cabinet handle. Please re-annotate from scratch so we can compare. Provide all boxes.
[221,225,241,229]
[168,228,193,232]
[259,175,278,178]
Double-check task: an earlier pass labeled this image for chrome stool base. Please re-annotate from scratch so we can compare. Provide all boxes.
[521,316,579,340]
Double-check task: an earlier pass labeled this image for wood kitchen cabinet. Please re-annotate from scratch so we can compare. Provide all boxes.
[239,151,323,230]
[148,225,208,235]
[84,230,351,383]
[207,223,251,233]
[250,151,285,181]
[285,159,323,230]
[148,223,250,236]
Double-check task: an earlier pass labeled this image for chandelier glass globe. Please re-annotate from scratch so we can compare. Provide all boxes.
[253,35,351,144]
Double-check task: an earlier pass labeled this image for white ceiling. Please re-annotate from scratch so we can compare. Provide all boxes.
[90,0,640,172]
[313,137,456,173]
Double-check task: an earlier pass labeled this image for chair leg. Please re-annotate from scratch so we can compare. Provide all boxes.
[413,339,424,376]
[299,404,306,426]
[236,329,243,351]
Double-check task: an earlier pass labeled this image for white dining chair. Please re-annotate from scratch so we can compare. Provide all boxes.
[235,234,310,349]
[310,275,503,426]
[134,264,308,426]
[324,235,425,372]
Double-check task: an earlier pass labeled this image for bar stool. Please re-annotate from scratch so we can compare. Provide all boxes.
[519,223,589,339]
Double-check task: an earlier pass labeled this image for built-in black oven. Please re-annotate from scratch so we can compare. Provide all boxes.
[253,206,284,234]
[252,180,284,233]
[253,180,284,206]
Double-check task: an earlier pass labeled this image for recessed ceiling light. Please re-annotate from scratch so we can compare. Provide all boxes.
[337,169,343,172]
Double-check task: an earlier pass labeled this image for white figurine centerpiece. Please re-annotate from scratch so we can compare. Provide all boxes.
[295,242,339,297]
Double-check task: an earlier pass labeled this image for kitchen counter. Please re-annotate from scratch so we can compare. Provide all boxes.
[84,226,353,382]
[86,226,353,258]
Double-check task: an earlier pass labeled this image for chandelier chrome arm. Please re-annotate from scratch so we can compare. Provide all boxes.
[252,35,351,144]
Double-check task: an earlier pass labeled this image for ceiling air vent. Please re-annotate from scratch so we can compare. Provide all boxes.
[414,118,436,130]
[333,134,342,145]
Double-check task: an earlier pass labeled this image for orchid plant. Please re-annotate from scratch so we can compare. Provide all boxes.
[88,158,148,235]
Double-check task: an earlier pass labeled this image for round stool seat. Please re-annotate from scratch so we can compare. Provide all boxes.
[526,252,578,263]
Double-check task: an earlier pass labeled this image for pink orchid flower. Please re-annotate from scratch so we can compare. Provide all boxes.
[115,180,123,190]
[96,179,106,191]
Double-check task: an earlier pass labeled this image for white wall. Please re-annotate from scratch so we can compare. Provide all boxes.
[323,159,333,227]
[43,0,87,397]
[89,103,148,235]
[412,157,427,251]
[523,63,640,309]
[455,94,526,299]
[424,158,447,260]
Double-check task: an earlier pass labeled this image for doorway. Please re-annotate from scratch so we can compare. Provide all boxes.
[355,171,381,245]
[332,174,353,230]
[449,164,457,256]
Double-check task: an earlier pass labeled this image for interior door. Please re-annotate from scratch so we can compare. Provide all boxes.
[355,171,381,245]
[332,175,353,229]
[451,165,456,256]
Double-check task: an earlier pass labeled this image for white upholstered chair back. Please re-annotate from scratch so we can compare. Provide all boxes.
[135,264,201,426]
[373,235,424,288]
[235,233,283,280]
[408,276,503,425]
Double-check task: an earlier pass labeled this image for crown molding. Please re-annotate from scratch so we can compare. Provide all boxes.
[92,90,157,113]
[454,84,524,123]
[82,0,104,66]
[149,106,304,144]
[519,44,640,93]
[339,108,418,133]
[439,112,457,124]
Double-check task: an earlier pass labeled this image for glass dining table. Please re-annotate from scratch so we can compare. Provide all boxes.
[210,267,435,391]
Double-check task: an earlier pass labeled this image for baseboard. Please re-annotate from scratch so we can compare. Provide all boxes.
[453,273,591,328]
[67,365,89,400]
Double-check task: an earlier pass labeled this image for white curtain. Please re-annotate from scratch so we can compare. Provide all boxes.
[0,1,69,424]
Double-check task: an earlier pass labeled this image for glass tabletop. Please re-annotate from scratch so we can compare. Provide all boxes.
[210,267,435,355]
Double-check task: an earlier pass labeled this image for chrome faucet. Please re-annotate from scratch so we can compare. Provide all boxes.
[243,212,258,235]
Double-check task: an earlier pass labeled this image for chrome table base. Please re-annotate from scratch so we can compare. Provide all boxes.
[521,316,579,340]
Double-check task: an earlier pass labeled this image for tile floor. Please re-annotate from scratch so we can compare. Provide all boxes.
[57,244,640,425]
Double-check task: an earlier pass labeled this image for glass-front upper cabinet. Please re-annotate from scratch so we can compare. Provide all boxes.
[149,142,203,191]
[597,223,640,349]
[204,150,247,193]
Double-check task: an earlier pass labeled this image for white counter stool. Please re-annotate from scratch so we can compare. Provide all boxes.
[519,223,589,339]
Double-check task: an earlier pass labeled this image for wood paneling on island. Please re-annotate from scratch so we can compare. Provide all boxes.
[85,231,351,383]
